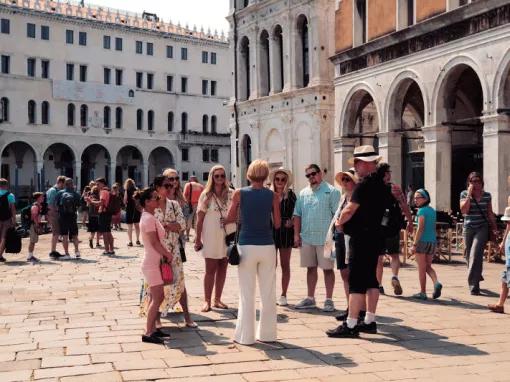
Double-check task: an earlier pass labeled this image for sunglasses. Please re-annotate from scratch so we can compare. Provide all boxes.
[167,177,179,182]
[341,177,352,183]
[275,177,287,182]
[305,171,319,179]
[214,174,226,179]
[414,196,424,200]
[150,195,161,201]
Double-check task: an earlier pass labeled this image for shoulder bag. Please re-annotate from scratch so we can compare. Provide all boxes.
[472,196,497,243]
[225,194,241,266]
[170,201,187,262]
[154,218,173,284]
[212,194,236,246]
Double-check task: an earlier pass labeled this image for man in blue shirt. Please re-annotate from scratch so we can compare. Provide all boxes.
[46,176,66,259]
[293,164,340,312]
[0,178,16,262]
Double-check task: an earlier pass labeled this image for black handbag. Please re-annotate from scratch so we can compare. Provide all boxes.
[226,231,240,265]
[169,202,187,262]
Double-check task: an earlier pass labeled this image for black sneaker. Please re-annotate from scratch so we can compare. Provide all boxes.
[470,289,481,296]
[379,285,385,294]
[142,334,164,344]
[49,251,62,260]
[358,321,377,334]
[153,329,171,338]
[127,242,133,247]
[335,309,366,322]
[136,240,142,246]
[326,322,359,338]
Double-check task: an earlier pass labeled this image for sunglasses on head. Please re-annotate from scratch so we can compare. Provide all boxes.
[214,173,226,179]
[150,194,161,201]
[305,171,319,179]
[167,176,179,182]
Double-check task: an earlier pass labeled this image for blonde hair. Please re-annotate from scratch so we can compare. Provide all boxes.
[203,165,230,202]
[123,178,136,190]
[270,170,291,196]
[247,159,269,183]
[162,168,186,205]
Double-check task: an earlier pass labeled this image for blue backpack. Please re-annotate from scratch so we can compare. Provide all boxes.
[59,191,77,214]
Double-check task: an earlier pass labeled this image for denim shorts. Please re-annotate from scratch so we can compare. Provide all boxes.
[501,268,510,288]
[415,241,436,256]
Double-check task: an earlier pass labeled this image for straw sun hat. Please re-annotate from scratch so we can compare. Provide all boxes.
[335,168,357,186]
[269,167,293,187]
[348,145,382,165]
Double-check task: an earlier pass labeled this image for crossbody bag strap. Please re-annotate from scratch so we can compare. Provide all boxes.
[212,194,229,236]
[472,197,490,225]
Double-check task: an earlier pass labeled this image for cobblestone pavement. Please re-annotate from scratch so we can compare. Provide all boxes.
[1,228,510,382]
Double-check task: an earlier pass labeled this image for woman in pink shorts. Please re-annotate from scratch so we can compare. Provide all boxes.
[138,187,174,344]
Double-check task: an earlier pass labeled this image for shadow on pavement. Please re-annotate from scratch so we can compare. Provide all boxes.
[397,295,491,310]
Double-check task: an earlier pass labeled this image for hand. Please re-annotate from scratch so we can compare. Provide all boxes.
[165,222,181,233]
[293,235,302,248]
[164,252,173,262]
[467,184,474,197]
[407,221,414,234]
[410,244,416,255]
[284,219,293,228]
[194,238,203,251]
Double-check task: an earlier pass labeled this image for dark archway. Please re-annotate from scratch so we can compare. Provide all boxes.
[116,146,144,186]
[43,143,75,189]
[344,89,380,150]
[148,147,174,183]
[1,142,38,199]
[81,144,112,190]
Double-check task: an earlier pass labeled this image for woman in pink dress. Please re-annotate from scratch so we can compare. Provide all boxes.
[138,187,174,344]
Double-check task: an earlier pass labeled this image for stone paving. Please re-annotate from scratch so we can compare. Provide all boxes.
[1,228,510,382]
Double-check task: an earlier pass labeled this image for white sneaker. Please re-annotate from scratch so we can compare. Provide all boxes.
[277,296,288,306]
[295,297,316,309]
[75,252,81,259]
[323,299,335,312]
[60,254,71,260]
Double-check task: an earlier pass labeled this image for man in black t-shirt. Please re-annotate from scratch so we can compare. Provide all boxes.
[327,145,393,338]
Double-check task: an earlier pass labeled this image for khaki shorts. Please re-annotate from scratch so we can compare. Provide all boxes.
[300,243,334,270]
[0,219,12,240]
[47,209,60,235]
[29,225,39,244]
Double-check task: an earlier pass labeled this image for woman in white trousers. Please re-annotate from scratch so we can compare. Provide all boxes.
[225,159,281,345]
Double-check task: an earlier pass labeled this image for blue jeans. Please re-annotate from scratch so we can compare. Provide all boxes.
[464,225,488,291]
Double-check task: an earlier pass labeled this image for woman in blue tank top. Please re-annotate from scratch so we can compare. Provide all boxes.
[225,159,281,345]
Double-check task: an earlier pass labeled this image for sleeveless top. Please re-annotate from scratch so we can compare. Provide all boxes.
[239,187,274,246]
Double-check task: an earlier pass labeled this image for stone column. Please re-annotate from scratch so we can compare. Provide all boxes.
[268,35,277,95]
[74,161,81,191]
[35,160,43,191]
[482,114,510,214]
[378,131,402,186]
[422,125,451,211]
[249,28,259,100]
[333,136,356,174]
[283,22,295,92]
[141,163,149,187]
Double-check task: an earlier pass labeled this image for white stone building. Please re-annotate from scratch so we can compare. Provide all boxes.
[332,0,510,214]
[227,0,336,191]
[0,0,231,200]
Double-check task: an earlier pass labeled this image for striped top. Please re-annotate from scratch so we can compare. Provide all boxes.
[460,190,492,229]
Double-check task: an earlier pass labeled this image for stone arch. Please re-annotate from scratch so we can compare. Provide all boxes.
[493,48,510,111]
[42,143,76,189]
[115,145,144,186]
[81,144,112,189]
[1,141,39,198]
[259,29,270,97]
[295,14,310,89]
[148,147,175,182]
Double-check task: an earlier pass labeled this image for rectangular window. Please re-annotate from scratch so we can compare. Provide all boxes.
[79,31,87,46]
[66,63,74,80]
[166,75,173,92]
[147,42,154,56]
[66,29,73,44]
[202,149,209,162]
[181,77,188,93]
[27,23,35,38]
[181,47,188,60]
[147,73,154,90]
[202,51,208,63]
[202,172,208,182]
[41,60,50,79]
[136,72,143,88]
[182,148,189,161]
[27,58,36,77]
[115,37,123,51]
[211,80,217,96]
[135,40,143,54]
[41,25,49,40]
[202,80,208,95]
[1,55,10,74]
[211,149,219,163]
[182,172,189,181]
[211,52,217,65]
[103,35,111,49]
[104,67,111,84]
[79,65,87,82]
[166,45,173,58]
[0,19,9,34]
[115,69,123,85]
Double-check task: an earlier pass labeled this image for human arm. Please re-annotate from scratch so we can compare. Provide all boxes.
[145,231,173,261]
[224,189,240,225]
[165,201,185,233]
[292,194,302,247]
[123,190,128,205]
[272,192,281,230]
[460,188,472,215]
[194,194,209,250]
[392,185,414,234]
[411,215,425,253]
[335,201,360,230]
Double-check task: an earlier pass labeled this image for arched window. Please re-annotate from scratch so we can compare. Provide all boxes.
[148,110,154,131]
[202,114,208,134]
[28,100,36,124]
[41,101,49,124]
[259,30,270,96]
[80,104,88,127]
[239,36,250,101]
[137,109,143,130]
[272,25,284,93]
[0,97,9,122]
[211,115,217,134]
[67,103,75,126]
[296,15,309,88]
[181,112,188,133]
[167,111,174,132]
[103,106,111,128]
[115,107,122,129]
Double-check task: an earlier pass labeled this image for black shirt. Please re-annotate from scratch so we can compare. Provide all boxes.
[344,172,393,238]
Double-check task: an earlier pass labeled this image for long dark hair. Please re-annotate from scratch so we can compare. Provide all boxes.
[134,187,155,208]
[152,175,166,189]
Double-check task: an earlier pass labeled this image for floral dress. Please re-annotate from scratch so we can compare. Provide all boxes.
[139,198,186,317]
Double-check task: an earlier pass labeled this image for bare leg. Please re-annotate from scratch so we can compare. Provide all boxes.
[127,224,133,243]
[324,269,335,299]
[214,257,228,306]
[28,242,35,253]
[347,293,365,320]
[425,255,438,284]
[203,259,217,311]
[307,267,318,298]
[498,283,509,306]
[62,236,69,254]
[51,234,58,252]
[180,287,195,326]
[390,254,400,277]
[146,285,164,335]
[416,253,427,293]
[366,288,380,313]
[134,223,140,242]
[279,248,291,297]
[72,236,79,253]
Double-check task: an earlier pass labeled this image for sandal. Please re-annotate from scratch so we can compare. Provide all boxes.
[201,302,211,312]
[185,322,198,329]
[412,292,428,301]
[213,301,229,309]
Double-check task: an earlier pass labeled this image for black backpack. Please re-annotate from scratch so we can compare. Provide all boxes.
[0,193,12,221]
[59,191,77,215]
[106,193,122,214]
[21,204,33,229]
[382,196,407,237]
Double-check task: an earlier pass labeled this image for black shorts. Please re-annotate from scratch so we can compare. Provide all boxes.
[380,233,400,255]
[98,213,112,233]
[334,231,348,270]
[58,213,79,238]
[348,235,383,294]
[87,215,99,233]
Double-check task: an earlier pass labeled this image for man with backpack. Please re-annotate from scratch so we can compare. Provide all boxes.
[46,176,66,259]
[54,178,81,259]
[0,178,16,262]
[376,163,414,296]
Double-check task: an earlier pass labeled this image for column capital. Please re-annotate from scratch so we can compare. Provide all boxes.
[422,125,451,143]
[333,136,356,152]
[377,131,401,148]
[481,113,510,136]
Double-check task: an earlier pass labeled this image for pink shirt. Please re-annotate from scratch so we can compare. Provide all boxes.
[140,211,165,269]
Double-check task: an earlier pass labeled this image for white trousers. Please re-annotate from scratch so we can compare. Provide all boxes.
[234,244,277,345]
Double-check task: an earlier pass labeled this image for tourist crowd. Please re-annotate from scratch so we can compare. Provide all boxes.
[0,144,509,345]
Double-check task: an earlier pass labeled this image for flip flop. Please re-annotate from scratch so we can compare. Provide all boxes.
[185,322,198,329]
[213,301,229,309]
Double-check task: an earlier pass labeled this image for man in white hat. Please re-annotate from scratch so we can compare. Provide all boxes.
[488,206,510,314]
[326,145,394,338]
